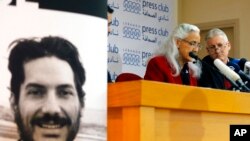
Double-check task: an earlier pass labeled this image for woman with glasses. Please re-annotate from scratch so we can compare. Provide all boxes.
[144,23,202,86]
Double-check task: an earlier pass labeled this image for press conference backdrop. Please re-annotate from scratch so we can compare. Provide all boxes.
[0,1,106,140]
[108,0,177,81]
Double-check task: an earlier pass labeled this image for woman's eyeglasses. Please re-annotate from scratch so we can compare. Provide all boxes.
[181,39,202,49]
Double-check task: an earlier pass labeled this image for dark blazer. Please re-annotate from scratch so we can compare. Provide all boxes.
[198,55,232,90]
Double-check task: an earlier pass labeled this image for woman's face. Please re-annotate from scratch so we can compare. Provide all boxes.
[177,32,201,62]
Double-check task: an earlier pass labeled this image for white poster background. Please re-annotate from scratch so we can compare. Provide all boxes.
[108,0,177,81]
[0,2,106,140]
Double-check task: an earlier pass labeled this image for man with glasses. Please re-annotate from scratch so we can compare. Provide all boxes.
[204,28,232,64]
[199,28,242,90]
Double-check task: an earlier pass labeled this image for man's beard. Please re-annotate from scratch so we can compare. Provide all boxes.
[14,107,81,141]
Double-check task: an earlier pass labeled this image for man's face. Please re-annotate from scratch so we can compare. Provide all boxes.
[206,35,231,63]
[15,56,81,141]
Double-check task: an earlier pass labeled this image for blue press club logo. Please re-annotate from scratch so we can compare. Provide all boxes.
[123,0,169,14]
[123,52,140,66]
[123,26,141,40]
[123,0,141,14]
[123,25,168,40]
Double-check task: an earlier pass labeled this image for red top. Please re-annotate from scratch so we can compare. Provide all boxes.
[144,56,198,86]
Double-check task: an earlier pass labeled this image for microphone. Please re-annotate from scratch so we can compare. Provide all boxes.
[238,58,247,70]
[189,52,199,60]
[231,58,240,65]
[227,61,250,82]
[214,59,250,92]
[244,62,250,75]
[237,58,250,75]
[189,52,240,90]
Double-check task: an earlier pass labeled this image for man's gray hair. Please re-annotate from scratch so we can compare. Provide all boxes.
[205,28,229,42]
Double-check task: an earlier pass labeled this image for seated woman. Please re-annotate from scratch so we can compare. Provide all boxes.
[144,23,202,86]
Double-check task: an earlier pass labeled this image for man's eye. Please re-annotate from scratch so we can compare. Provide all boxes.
[27,89,43,96]
[217,43,223,47]
[209,45,216,49]
[58,90,73,96]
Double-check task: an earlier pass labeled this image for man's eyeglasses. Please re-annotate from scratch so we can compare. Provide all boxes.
[181,39,202,49]
[207,42,228,51]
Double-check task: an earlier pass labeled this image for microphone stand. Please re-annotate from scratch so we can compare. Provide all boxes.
[235,79,250,92]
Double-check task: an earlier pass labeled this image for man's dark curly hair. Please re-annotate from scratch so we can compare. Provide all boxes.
[8,36,86,107]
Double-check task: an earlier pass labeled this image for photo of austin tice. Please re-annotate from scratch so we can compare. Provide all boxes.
[8,36,86,141]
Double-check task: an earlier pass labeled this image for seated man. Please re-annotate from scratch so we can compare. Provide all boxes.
[199,28,249,91]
